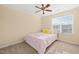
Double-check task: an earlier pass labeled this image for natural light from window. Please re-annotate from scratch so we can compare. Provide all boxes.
[52,15,73,34]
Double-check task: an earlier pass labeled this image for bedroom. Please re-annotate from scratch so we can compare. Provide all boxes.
[0,4,79,54]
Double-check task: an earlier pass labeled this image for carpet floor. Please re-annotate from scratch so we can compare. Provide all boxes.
[0,40,79,54]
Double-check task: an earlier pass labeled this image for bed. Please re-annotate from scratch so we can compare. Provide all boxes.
[24,32,57,54]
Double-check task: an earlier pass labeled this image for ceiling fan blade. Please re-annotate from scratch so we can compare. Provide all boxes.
[42,4,44,7]
[45,10,52,12]
[35,6,41,9]
[35,10,41,13]
[45,4,50,8]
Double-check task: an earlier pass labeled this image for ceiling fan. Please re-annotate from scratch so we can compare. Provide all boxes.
[35,4,52,14]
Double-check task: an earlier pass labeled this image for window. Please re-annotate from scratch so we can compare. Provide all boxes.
[52,15,73,34]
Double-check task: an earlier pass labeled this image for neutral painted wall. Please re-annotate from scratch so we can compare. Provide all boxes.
[42,7,79,45]
[42,16,52,29]
[0,5,41,48]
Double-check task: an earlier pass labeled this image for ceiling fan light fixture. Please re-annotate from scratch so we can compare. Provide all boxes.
[35,4,52,14]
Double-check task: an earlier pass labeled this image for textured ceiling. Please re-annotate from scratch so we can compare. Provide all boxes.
[3,4,79,16]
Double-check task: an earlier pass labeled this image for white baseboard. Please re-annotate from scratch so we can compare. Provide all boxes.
[0,39,24,49]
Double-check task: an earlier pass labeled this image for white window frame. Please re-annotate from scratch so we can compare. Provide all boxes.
[52,15,74,34]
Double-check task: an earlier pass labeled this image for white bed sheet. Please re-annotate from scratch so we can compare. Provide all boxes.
[24,32,57,54]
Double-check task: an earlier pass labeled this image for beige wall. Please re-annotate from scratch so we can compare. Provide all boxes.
[42,16,53,29]
[42,7,79,45]
[0,5,41,48]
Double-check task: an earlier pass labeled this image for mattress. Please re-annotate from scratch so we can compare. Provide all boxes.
[24,32,57,54]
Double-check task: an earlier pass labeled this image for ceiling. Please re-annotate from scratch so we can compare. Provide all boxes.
[3,4,79,16]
